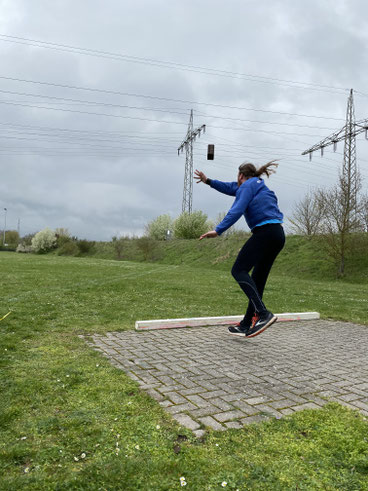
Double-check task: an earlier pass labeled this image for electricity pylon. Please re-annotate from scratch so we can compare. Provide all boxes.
[177,110,205,214]
[302,88,368,226]
[302,89,368,158]
[302,90,368,199]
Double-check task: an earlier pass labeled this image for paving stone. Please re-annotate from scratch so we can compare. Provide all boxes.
[232,400,260,415]
[245,396,268,405]
[191,405,222,418]
[172,414,200,431]
[193,430,206,438]
[165,392,189,405]
[200,390,229,400]
[241,414,269,425]
[186,394,209,408]
[145,389,165,402]
[221,393,248,402]
[291,402,321,411]
[159,400,173,408]
[225,421,243,429]
[254,404,283,419]
[280,408,295,416]
[269,399,296,410]
[180,387,205,396]
[86,319,368,434]
[198,416,225,431]
[206,398,233,411]
[350,400,368,412]
[353,382,368,391]
[213,410,246,422]
[166,402,197,414]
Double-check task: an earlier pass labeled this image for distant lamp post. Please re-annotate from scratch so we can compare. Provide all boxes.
[3,208,7,245]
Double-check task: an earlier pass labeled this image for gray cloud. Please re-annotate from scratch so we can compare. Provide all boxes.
[0,0,367,239]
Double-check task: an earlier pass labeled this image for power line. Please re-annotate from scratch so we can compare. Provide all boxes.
[0,88,341,131]
[0,34,352,95]
[2,136,365,179]
[0,121,183,137]
[0,88,192,115]
[0,75,346,121]
[1,122,367,168]
[0,100,334,137]
[0,100,333,138]
[193,110,337,131]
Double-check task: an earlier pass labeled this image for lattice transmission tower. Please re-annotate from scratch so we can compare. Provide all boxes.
[343,89,358,206]
[302,89,368,205]
[177,110,205,214]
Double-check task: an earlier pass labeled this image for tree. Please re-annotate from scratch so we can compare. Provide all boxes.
[315,170,364,276]
[173,211,212,239]
[55,227,71,247]
[55,227,70,238]
[146,214,173,240]
[289,192,323,236]
[1,230,19,246]
[31,228,57,253]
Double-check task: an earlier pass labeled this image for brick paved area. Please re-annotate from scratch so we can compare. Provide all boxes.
[86,320,368,436]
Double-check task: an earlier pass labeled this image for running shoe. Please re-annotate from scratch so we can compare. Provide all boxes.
[246,311,277,338]
[228,320,250,336]
[251,313,259,327]
[228,313,259,337]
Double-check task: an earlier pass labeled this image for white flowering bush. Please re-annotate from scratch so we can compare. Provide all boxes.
[16,243,33,253]
[31,227,57,253]
[173,211,213,239]
[146,214,173,240]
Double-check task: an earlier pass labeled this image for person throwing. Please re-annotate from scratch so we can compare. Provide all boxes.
[195,161,285,338]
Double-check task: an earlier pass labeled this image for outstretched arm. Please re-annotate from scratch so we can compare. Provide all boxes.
[194,169,237,196]
[215,182,254,235]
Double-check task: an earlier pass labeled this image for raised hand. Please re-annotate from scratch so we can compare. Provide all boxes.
[194,169,207,184]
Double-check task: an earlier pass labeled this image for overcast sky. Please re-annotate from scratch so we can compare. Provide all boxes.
[1,0,367,240]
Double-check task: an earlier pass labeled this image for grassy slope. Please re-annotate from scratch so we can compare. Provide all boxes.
[86,234,368,284]
[0,252,368,489]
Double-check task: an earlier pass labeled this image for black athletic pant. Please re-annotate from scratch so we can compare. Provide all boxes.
[231,223,285,323]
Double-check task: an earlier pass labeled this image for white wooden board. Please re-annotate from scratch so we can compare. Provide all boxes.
[135,312,320,330]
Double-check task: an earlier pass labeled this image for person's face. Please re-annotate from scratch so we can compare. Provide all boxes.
[237,172,246,186]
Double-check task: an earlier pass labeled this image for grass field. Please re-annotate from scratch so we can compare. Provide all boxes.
[1,251,368,490]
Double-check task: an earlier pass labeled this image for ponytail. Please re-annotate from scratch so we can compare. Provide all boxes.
[238,160,278,179]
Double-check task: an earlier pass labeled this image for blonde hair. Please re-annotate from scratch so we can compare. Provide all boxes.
[238,160,278,179]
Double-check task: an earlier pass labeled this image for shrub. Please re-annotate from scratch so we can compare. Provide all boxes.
[146,214,173,240]
[55,228,71,248]
[136,236,158,261]
[31,228,57,253]
[16,243,33,253]
[76,240,95,254]
[56,235,71,248]
[2,230,20,246]
[57,241,79,256]
[113,237,125,260]
[173,211,212,239]
[21,233,36,246]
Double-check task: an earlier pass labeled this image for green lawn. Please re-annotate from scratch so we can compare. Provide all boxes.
[1,252,368,490]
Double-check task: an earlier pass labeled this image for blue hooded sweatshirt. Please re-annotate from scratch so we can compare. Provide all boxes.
[210,177,283,235]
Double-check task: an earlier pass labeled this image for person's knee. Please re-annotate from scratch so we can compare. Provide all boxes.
[231,263,240,280]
